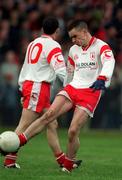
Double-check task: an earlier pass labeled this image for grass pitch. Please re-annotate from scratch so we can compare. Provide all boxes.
[0,129,122,180]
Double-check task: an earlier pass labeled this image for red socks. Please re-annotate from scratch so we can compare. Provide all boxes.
[55,152,74,171]
[63,157,74,171]
[55,152,65,167]
[4,133,27,167]
[4,153,17,167]
[18,133,27,146]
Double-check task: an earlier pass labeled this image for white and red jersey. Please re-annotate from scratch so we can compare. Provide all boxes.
[18,35,66,89]
[66,37,115,88]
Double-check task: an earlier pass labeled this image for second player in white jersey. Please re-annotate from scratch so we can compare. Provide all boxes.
[3,17,69,169]
[67,37,115,88]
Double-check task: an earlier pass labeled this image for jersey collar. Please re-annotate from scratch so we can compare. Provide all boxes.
[41,34,53,39]
[82,36,96,51]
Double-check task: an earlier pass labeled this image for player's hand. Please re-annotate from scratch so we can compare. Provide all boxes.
[90,76,107,91]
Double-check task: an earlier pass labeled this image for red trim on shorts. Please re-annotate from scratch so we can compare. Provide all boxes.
[47,47,62,63]
[22,81,33,108]
[22,81,51,113]
[100,45,111,55]
[68,56,75,67]
[36,82,50,112]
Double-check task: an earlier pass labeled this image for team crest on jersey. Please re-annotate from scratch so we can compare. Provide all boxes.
[90,52,95,60]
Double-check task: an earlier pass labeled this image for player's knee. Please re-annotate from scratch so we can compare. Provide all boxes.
[68,127,77,142]
[47,120,58,130]
[45,109,55,119]
[40,109,56,126]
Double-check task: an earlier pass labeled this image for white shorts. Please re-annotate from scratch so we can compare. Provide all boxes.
[21,80,51,113]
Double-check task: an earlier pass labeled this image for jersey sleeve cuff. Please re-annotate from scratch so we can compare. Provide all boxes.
[97,75,107,81]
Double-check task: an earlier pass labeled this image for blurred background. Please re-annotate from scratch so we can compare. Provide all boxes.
[0,0,121,129]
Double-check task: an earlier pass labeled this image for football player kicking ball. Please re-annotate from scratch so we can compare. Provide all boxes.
[6,19,115,173]
[3,17,81,169]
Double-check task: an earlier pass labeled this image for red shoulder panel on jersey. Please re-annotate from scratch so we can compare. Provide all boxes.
[47,47,62,63]
[68,56,75,67]
[100,45,111,55]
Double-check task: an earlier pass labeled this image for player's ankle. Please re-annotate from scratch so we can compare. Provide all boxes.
[18,133,27,146]
[4,153,17,166]
[63,157,74,171]
[55,152,65,166]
